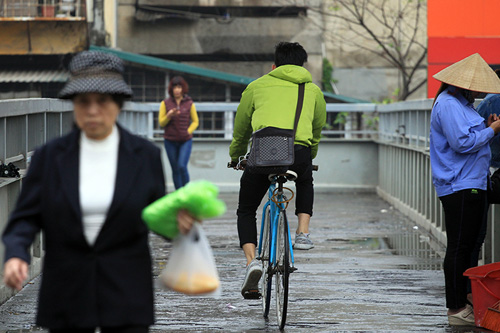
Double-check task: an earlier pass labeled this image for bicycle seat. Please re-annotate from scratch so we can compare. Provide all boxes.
[268,170,298,182]
[285,170,298,181]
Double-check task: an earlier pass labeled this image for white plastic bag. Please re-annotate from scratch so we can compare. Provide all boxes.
[160,223,220,295]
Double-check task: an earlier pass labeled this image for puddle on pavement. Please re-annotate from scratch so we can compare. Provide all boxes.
[338,227,445,270]
[385,230,445,270]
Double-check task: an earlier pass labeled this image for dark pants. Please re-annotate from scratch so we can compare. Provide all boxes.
[50,326,148,333]
[467,198,489,294]
[164,138,192,189]
[237,145,313,248]
[440,189,487,309]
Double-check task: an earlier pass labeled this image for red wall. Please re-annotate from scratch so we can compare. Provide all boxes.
[427,0,500,97]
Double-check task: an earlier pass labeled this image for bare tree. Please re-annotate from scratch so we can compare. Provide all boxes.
[305,0,427,101]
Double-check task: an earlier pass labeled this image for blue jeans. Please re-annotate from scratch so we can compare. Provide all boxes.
[164,139,192,190]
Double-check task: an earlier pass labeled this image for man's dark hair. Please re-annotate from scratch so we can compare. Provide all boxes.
[274,42,308,67]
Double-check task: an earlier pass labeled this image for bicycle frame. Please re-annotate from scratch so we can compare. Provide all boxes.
[228,160,316,330]
[257,179,295,268]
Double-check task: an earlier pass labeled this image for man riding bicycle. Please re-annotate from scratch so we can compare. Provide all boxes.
[229,41,326,299]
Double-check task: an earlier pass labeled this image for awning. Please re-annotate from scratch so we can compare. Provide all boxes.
[90,45,255,86]
[90,46,367,103]
[0,70,68,82]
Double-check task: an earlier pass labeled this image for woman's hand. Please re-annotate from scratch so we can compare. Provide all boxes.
[488,113,499,127]
[166,108,180,120]
[177,209,200,235]
[489,114,500,134]
[3,258,28,291]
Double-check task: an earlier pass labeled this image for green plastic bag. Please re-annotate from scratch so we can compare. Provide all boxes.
[142,180,226,239]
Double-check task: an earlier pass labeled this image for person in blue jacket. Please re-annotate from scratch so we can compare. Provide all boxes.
[477,69,500,169]
[430,53,500,327]
[471,68,500,305]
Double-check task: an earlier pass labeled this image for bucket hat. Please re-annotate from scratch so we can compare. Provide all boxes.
[59,51,133,99]
[433,53,500,94]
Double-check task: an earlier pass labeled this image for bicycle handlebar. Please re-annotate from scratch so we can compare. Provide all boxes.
[227,161,246,170]
[228,161,318,171]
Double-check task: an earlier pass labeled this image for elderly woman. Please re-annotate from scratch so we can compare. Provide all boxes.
[430,53,500,327]
[2,51,196,333]
[158,76,199,190]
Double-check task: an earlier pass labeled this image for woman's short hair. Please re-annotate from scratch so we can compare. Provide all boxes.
[168,76,189,97]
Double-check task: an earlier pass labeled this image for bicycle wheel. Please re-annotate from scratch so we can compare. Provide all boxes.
[275,210,290,330]
[260,205,272,317]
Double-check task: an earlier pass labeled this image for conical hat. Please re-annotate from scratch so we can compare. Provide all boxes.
[433,53,500,94]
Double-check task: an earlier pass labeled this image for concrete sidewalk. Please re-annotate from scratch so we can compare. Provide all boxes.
[0,193,483,332]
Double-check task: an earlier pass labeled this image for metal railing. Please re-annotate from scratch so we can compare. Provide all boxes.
[0,98,380,175]
[142,102,380,140]
[376,99,446,255]
[2,97,500,302]
[376,99,500,263]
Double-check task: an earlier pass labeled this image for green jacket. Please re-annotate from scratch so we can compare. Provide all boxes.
[229,65,326,161]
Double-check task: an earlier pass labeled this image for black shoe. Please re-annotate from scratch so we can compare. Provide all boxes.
[242,290,261,299]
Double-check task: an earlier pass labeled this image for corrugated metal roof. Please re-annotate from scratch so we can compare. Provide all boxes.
[90,46,367,103]
[90,45,255,85]
[0,70,69,83]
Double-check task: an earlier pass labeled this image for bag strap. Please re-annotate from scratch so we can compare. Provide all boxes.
[293,83,305,138]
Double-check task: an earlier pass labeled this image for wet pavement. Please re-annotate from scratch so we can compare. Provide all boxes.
[0,192,492,332]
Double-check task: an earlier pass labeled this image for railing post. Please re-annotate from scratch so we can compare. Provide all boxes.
[224,110,233,140]
[147,111,154,139]
[1,118,5,163]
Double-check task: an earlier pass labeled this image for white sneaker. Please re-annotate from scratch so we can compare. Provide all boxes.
[448,304,475,326]
[241,259,262,299]
[294,232,314,250]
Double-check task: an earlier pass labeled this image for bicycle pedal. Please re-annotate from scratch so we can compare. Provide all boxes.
[290,267,298,272]
[242,290,261,299]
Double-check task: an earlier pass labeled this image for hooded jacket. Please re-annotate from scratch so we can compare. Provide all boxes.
[229,65,326,161]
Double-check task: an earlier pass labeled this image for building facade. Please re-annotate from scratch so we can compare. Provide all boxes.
[0,0,87,99]
[427,0,500,98]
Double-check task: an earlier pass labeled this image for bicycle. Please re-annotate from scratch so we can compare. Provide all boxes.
[228,161,317,330]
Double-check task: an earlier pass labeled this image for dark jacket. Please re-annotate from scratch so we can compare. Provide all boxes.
[162,95,194,142]
[2,124,166,329]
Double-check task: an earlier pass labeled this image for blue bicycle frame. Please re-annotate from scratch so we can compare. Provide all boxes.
[257,181,295,267]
